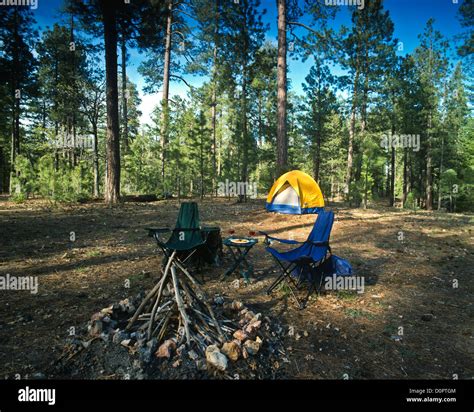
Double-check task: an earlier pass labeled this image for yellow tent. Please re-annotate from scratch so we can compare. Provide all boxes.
[266,170,324,214]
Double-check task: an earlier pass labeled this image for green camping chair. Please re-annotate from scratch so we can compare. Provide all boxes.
[147,202,221,280]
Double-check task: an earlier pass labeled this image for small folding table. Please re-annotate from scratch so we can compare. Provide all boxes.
[221,237,258,282]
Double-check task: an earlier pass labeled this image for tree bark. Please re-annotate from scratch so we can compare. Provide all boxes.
[200,113,205,199]
[240,73,248,203]
[121,33,129,152]
[0,147,4,193]
[101,0,121,205]
[211,0,220,196]
[426,113,433,210]
[276,0,288,177]
[402,148,408,206]
[313,104,322,182]
[9,8,20,194]
[70,13,77,166]
[389,146,395,207]
[345,75,358,198]
[161,0,173,192]
[389,117,396,207]
[437,132,445,210]
[93,123,100,198]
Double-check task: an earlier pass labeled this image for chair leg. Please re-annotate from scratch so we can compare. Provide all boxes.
[267,272,287,294]
[267,258,295,294]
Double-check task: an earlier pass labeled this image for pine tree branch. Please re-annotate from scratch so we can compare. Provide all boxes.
[170,74,194,89]
[287,21,322,39]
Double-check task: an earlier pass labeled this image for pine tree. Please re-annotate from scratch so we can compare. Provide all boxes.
[0,6,38,193]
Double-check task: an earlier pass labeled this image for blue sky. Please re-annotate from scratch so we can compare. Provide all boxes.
[30,0,467,124]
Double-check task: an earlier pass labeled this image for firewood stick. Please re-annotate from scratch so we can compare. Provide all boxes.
[177,266,225,341]
[157,306,174,342]
[151,306,173,337]
[189,305,220,338]
[147,251,175,339]
[171,264,191,345]
[126,269,167,330]
[178,276,224,342]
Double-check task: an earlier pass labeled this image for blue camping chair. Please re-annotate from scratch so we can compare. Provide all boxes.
[260,210,335,309]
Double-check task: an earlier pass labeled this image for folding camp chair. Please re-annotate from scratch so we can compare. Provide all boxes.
[146,202,221,281]
[260,210,334,309]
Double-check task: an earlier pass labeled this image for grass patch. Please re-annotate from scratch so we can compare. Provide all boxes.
[336,290,359,300]
[85,250,101,258]
[344,308,376,320]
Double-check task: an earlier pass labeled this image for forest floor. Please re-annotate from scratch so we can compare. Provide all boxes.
[0,196,473,379]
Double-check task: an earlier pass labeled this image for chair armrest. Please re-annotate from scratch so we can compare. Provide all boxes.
[309,241,329,247]
[201,226,220,232]
[258,231,302,245]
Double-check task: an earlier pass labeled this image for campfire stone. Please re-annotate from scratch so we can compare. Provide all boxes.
[244,311,256,322]
[233,329,248,342]
[205,345,228,371]
[188,350,199,361]
[120,339,132,347]
[239,308,249,317]
[89,320,103,337]
[119,299,129,312]
[244,339,261,356]
[91,312,103,322]
[221,341,240,361]
[156,339,176,358]
[244,320,261,337]
[100,305,114,315]
[113,330,129,344]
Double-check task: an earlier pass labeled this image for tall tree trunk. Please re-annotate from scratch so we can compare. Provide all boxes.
[345,70,359,199]
[426,114,433,210]
[121,33,129,152]
[211,0,220,196]
[402,148,408,206]
[354,75,369,183]
[9,8,20,194]
[200,113,205,199]
[389,118,396,207]
[70,13,77,166]
[389,147,395,206]
[211,69,217,196]
[101,0,121,205]
[240,75,248,203]
[437,132,445,210]
[363,156,370,209]
[93,123,100,198]
[161,0,172,192]
[313,108,322,182]
[276,0,288,176]
[217,110,222,181]
[0,147,3,193]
